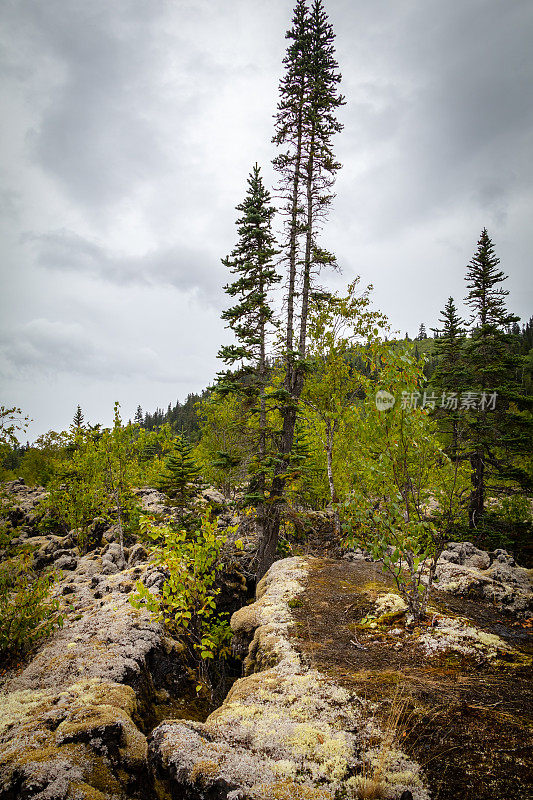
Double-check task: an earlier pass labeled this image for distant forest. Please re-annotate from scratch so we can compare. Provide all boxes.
[138,318,533,441]
[136,392,207,441]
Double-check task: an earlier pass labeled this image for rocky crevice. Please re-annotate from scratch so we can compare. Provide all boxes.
[148,557,429,800]
[1,482,531,800]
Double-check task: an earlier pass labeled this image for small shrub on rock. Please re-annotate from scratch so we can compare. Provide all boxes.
[0,553,62,659]
[130,513,233,690]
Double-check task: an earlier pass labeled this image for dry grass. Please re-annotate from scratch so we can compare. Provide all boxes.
[352,687,410,800]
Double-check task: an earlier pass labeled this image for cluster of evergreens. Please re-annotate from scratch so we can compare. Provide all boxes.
[138,392,205,440]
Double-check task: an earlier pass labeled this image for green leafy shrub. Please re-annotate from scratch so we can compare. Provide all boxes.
[47,405,142,552]
[342,342,470,623]
[130,513,233,689]
[0,554,62,659]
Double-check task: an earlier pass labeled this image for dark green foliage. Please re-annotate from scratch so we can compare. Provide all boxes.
[72,405,84,429]
[431,297,468,457]
[157,436,201,503]
[143,392,204,440]
[461,230,531,525]
[432,298,467,386]
[217,163,280,505]
[464,229,521,395]
[134,405,143,425]
[417,323,427,340]
[465,229,516,330]
[218,163,280,379]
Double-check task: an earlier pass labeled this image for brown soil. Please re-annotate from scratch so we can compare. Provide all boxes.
[292,558,533,800]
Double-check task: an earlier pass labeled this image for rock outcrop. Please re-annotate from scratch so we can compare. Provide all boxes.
[2,481,530,800]
[0,530,189,800]
[149,557,429,800]
[436,541,533,616]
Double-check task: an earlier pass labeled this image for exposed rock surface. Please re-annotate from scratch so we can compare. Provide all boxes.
[0,481,252,800]
[0,527,190,800]
[435,541,533,616]
[150,557,429,800]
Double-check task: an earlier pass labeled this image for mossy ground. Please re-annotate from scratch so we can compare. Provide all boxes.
[293,558,533,800]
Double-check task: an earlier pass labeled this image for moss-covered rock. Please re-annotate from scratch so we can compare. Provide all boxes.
[0,678,148,799]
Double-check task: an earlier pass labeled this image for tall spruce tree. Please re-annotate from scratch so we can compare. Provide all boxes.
[462,229,528,526]
[217,163,280,506]
[257,0,344,577]
[431,297,467,458]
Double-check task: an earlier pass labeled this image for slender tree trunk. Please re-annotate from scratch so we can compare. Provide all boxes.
[325,422,340,536]
[258,283,267,489]
[256,401,300,579]
[469,449,485,528]
[299,132,315,359]
[257,111,305,580]
[285,107,304,358]
[255,292,268,561]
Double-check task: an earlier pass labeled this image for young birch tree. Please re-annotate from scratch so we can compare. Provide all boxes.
[302,280,386,535]
[343,344,470,623]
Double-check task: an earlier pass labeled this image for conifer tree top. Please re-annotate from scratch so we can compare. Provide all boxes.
[218,163,280,376]
[465,228,516,329]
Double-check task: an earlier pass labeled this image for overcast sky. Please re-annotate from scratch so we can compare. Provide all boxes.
[1,0,532,440]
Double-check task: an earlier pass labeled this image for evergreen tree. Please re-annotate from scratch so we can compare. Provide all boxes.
[521,316,533,352]
[218,164,280,387]
[259,0,345,576]
[432,298,467,387]
[462,229,529,526]
[156,436,201,504]
[465,229,515,332]
[431,297,467,457]
[417,323,427,340]
[134,405,143,426]
[217,163,280,507]
[142,393,204,439]
[72,405,84,429]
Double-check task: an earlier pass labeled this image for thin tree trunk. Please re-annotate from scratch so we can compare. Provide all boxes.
[257,108,305,580]
[285,108,304,358]
[325,422,340,536]
[256,400,300,579]
[299,132,315,359]
[469,449,485,528]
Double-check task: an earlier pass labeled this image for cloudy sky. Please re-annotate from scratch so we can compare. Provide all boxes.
[1,0,532,440]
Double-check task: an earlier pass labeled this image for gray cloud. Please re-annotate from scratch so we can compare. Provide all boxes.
[22,229,226,301]
[0,317,182,383]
